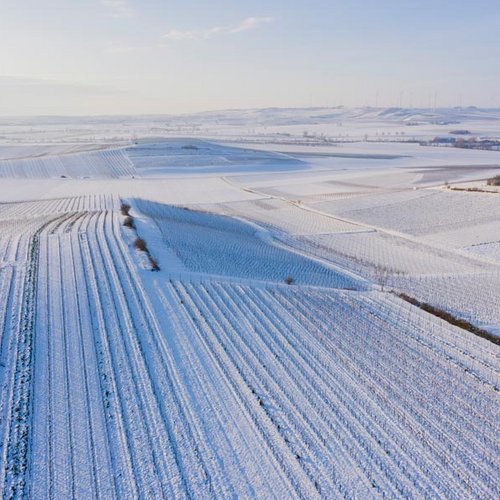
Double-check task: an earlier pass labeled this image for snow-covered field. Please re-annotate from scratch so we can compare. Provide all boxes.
[0,108,499,498]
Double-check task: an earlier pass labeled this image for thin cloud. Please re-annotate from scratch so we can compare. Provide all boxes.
[162,17,274,42]
[230,17,274,34]
[162,30,201,42]
[102,0,133,18]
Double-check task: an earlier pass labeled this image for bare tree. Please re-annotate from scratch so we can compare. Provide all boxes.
[374,265,391,291]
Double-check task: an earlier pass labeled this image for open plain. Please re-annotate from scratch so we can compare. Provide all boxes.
[0,107,499,498]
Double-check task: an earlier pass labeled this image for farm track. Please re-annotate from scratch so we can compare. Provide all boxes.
[0,214,61,497]
[0,195,498,498]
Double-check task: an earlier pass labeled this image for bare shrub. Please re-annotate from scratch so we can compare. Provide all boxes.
[149,257,160,272]
[374,265,391,291]
[120,203,131,216]
[123,216,135,229]
[134,237,147,252]
[487,175,500,186]
[398,293,500,345]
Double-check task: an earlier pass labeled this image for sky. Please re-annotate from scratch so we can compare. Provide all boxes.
[0,0,499,115]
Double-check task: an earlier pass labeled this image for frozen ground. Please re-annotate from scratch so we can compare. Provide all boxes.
[0,108,499,498]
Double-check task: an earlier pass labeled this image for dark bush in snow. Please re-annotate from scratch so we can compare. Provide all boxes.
[149,257,160,271]
[123,216,135,229]
[134,237,147,252]
[120,203,131,216]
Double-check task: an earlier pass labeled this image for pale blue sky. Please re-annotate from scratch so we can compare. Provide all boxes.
[0,0,499,115]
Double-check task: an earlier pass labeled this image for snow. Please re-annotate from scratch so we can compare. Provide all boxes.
[0,148,135,179]
[196,198,364,236]
[465,241,500,263]
[331,190,500,237]
[0,108,499,498]
[126,138,303,175]
[133,199,360,288]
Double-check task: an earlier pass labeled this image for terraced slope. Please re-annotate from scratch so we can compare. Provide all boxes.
[0,149,135,179]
